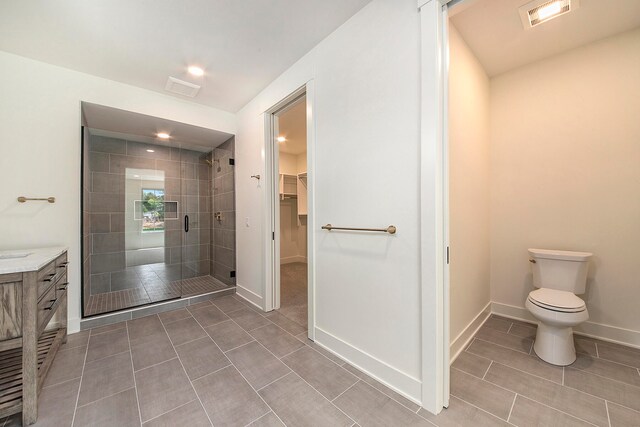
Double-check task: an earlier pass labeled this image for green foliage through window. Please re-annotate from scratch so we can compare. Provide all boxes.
[142,189,165,231]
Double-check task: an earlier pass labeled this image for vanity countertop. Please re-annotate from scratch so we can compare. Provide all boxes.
[0,246,68,274]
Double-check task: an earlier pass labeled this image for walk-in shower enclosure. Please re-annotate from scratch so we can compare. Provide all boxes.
[81,108,236,317]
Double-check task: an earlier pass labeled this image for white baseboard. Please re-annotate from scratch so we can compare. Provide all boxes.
[280,256,307,265]
[68,317,81,334]
[235,285,264,310]
[450,302,491,363]
[491,301,640,349]
[314,326,421,405]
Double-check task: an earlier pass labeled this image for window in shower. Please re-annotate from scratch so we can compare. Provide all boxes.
[141,188,165,232]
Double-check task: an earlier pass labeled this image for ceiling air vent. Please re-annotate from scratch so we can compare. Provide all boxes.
[519,0,579,29]
[165,76,201,98]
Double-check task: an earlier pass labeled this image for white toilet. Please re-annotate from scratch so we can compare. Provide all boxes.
[525,248,592,366]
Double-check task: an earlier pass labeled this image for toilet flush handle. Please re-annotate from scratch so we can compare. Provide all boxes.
[529,259,537,263]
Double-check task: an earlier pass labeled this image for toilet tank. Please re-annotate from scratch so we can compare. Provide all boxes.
[528,248,592,294]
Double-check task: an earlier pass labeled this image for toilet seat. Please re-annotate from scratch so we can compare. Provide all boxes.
[528,288,586,313]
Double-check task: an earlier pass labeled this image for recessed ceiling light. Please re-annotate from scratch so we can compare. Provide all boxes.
[146,149,155,153]
[277,136,286,142]
[537,1,562,20]
[133,175,140,178]
[157,132,170,139]
[519,0,577,29]
[188,66,204,76]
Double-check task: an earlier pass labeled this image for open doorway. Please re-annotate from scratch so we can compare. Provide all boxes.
[443,0,640,422]
[274,96,308,328]
[264,84,314,338]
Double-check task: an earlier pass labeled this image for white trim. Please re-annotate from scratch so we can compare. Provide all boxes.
[490,302,538,324]
[263,82,316,341]
[304,81,316,341]
[419,0,447,414]
[314,327,422,405]
[264,111,278,312]
[235,285,264,310]
[450,302,491,363]
[440,2,451,409]
[491,301,640,349]
[68,317,81,334]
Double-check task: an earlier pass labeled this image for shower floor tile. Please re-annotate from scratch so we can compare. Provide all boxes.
[84,274,229,316]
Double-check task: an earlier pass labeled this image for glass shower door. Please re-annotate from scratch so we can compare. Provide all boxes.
[178,146,212,296]
[82,130,182,316]
[126,164,180,304]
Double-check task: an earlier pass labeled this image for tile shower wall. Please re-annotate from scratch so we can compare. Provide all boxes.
[82,126,92,301]
[211,137,236,286]
[85,133,212,299]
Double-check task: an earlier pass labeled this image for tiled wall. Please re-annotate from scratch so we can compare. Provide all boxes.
[210,137,236,286]
[84,133,212,297]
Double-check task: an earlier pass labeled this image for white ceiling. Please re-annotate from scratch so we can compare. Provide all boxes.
[83,102,233,152]
[0,0,371,113]
[277,98,307,155]
[450,0,640,77]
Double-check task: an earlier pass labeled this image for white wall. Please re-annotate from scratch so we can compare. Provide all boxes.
[448,24,491,352]
[297,152,307,173]
[0,51,235,332]
[236,0,425,404]
[489,28,640,343]
[278,152,298,176]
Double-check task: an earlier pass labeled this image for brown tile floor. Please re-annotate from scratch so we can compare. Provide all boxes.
[430,315,640,427]
[276,262,308,328]
[3,308,639,426]
[2,293,425,427]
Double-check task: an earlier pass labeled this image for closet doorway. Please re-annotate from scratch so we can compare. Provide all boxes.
[274,95,308,330]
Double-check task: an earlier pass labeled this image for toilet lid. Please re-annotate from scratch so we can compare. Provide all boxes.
[528,288,586,313]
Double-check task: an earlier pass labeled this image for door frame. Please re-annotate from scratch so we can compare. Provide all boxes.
[263,82,316,339]
[418,0,451,413]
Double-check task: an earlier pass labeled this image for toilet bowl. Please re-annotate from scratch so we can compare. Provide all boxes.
[526,288,588,365]
[525,248,592,366]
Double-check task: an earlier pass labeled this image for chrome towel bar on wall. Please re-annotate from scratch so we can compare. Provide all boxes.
[321,224,397,234]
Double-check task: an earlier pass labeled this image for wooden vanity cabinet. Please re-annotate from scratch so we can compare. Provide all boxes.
[0,251,68,425]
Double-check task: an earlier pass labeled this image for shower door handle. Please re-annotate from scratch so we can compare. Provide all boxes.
[184,215,189,232]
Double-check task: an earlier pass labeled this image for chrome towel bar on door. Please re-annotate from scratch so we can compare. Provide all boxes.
[321,224,397,234]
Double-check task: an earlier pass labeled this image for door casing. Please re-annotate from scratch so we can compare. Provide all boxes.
[264,82,316,340]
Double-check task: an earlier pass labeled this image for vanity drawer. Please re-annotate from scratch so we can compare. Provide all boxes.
[37,283,57,330]
[37,260,67,301]
[55,275,69,296]
[55,253,68,269]
[37,261,57,299]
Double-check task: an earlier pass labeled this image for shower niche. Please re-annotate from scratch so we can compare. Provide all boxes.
[81,102,236,317]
